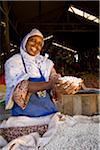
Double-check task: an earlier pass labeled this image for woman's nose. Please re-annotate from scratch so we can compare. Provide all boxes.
[32,42,38,47]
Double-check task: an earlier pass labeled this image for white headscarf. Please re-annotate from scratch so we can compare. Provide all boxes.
[20,28,44,51]
[20,28,49,78]
[5,29,54,109]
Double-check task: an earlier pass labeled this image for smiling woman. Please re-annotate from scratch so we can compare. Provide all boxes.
[25,35,44,56]
[4,28,83,118]
[4,28,60,117]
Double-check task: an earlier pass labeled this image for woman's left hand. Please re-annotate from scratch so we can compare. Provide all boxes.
[55,80,83,95]
[63,81,83,94]
[50,80,83,102]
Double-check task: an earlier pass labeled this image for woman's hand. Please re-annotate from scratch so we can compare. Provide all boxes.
[49,77,83,102]
[55,79,83,95]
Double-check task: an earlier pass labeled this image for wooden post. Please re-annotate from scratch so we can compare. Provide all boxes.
[2,1,10,55]
[97,94,100,114]
[82,94,97,115]
[73,95,82,115]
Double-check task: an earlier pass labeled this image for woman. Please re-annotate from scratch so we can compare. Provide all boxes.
[1,29,85,146]
[5,28,82,117]
[5,29,59,117]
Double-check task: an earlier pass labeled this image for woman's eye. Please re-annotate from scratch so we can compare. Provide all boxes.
[38,43,42,47]
[28,38,42,47]
[30,39,35,43]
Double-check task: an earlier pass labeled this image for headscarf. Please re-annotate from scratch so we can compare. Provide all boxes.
[20,28,44,51]
[5,29,54,109]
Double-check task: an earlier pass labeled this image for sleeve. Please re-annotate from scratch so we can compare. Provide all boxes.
[4,55,29,110]
[13,80,31,109]
[5,56,29,88]
[45,59,54,81]
[49,67,57,78]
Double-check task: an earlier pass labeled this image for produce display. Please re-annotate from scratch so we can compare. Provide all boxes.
[59,76,83,87]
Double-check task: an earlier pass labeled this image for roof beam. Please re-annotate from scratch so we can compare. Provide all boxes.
[22,23,98,33]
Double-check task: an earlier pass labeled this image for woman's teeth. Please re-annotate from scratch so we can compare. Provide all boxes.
[31,47,37,52]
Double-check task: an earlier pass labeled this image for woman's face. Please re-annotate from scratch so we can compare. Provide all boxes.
[25,35,43,56]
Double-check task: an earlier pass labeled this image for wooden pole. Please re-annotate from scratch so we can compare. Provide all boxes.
[2,1,10,55]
